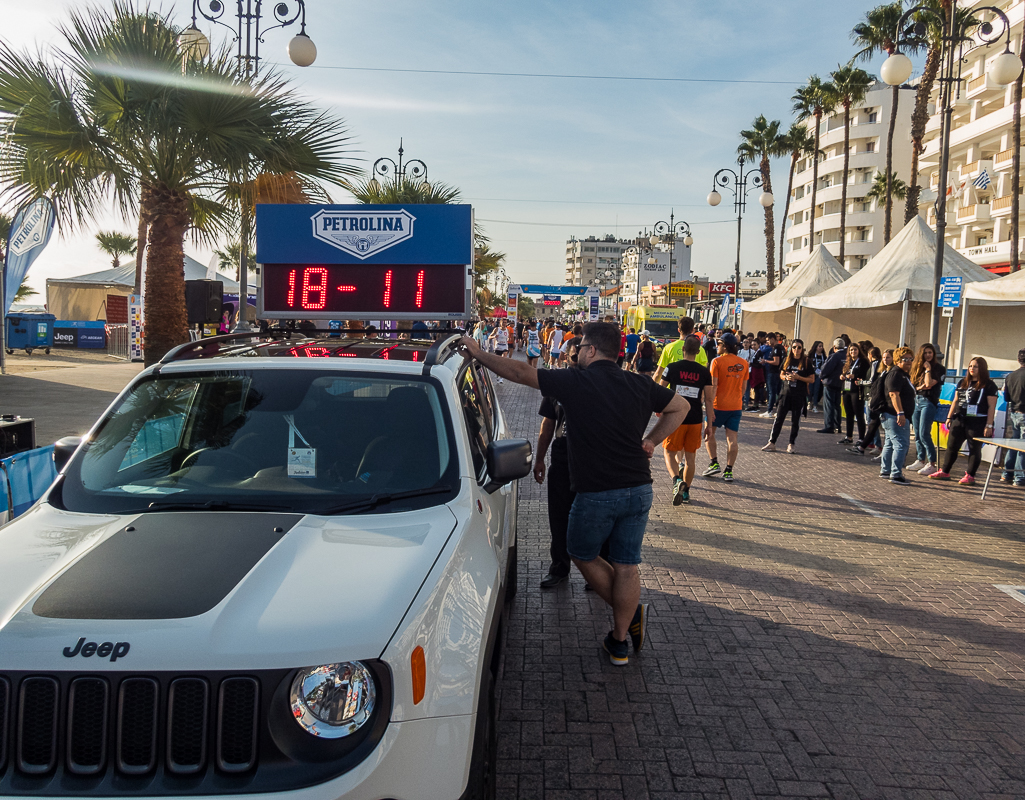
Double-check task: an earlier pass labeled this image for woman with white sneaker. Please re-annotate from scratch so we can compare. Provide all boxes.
[907,343,947,477]
[762,340,815,454]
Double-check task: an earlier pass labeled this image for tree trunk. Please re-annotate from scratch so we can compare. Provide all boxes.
[1011,44,1024,272]
[885,84,899,243]
[143,187,191,365]
[840,103,851,269]
[905,47,942,225]
[779,152,798,282]
[809,111,822,248]
[761,155,776,292]
[134,185,152,296]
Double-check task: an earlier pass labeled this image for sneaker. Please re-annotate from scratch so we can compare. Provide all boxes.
[815,428,834,434]
[758,411,771,418]
[628,603,648,652]
[702,461,721,477]
[879,472,889,478]
[907,460,926,472]
[1014,481,1025,488]
[918,464,938,476]
[999,474,1014,483]
[837,437,853,445]
[786,444,796,454]
[672,477,686,506]
[539,571,568,589]
[890,474,912,485]
[723,467,734,482]
[603,631,629,666]
[958,473,975,486]
[761,441,776,452]
[929,470,951,480]
[847,445,866,455]
[679,485,690,504]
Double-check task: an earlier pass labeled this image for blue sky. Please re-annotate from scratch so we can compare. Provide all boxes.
[8,0,890,295]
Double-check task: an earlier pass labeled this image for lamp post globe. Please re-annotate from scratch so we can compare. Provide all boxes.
[648,234,659,246]
[707,190,722,207]
[287,32,317,67]
[178,25,210,58]
[880,53,913,86]
[758,191,774,208]
[990,50,1024,85]
[683,235,694,247]
[421,181,432,194]
[647,256,657,265]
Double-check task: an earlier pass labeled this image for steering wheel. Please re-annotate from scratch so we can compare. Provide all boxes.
[179,447,254,472]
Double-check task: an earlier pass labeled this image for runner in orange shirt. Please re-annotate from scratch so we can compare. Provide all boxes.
[703,332,749,483]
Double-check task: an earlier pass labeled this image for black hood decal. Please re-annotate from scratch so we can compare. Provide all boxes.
[32,512,303,620]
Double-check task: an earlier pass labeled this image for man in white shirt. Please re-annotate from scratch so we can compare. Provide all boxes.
[548,325,565,369]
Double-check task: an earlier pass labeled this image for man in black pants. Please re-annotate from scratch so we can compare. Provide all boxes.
[817,338,847,434]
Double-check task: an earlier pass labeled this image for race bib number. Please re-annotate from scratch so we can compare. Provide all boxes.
[676,385,700,399]
[966,404,979,417]
[287,447,317,477]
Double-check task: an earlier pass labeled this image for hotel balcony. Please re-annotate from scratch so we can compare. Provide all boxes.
[959,159,993,180]
[965,72,1005,99]
[956,203,991,224]
[993,146,1024,173]
[990,194,1016,217]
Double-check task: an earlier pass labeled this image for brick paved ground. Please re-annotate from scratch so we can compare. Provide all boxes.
[493,361,1025,800]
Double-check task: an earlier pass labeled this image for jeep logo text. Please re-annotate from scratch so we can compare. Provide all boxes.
[63,638,130,662]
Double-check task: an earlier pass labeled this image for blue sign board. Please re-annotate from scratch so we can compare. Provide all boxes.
[939,276,963,308]
[517,284,589,296]
[255,204,473,265]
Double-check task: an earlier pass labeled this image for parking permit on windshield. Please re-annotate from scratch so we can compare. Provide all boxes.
[288,448,317,477]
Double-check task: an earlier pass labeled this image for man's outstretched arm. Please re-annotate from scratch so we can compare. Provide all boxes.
[460,336,540,389]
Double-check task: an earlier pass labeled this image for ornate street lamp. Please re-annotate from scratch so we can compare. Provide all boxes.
[179,0,319,331]
[649,212,693,308]
[880,2,1020,346]
[708,158,773,304]
[367,139,431,194]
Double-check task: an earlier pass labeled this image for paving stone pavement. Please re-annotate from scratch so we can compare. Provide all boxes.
[492,361,1025,800]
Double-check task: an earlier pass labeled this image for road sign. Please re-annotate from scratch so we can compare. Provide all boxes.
[942,306,955,318]
[939,276,963,308]
[669,282,695,297]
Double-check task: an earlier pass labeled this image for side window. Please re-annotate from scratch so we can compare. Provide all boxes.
[459,367,492,478]
[473,364,498,436]
[118,382,200,470]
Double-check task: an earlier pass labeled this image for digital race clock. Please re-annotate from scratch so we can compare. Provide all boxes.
[259,264,469,320]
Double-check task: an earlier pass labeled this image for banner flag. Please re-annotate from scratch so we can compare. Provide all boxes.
[4,197,56,312]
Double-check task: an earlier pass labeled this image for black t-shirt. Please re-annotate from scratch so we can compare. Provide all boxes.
[955,379,999,429]
[884,368,915,415]
[538,396,568,461]
[780,360,815,400]
[536,359,675,492]
[914,362,947,403]
[1005,367,1025,413]
[661,359,712,426]
[763,344,785,374]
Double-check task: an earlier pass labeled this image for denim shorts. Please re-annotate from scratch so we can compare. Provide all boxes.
[712,408,742,431]
[566,484,653,565]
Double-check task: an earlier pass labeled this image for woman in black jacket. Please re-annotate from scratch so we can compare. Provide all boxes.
[762,340,815,454]
[838,341,869,445]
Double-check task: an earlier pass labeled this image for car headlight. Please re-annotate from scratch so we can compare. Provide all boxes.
[289,662,377,738]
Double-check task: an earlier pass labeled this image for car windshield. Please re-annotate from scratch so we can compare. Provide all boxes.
[645,320,679,339]
[57,370,456,515]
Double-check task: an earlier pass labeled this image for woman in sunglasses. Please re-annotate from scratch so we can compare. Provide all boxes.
[929,357,998,485]
[762,339,815,453]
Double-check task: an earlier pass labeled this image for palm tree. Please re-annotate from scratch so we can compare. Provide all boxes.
[13,280,37,303]
[345,177,462,205]
[777,123,821,279]
[852,2,910,244]
[738,115,788,291]
[792,76,837,253]
[95,231,137,270]
[214,241,242,277]
[867,170,908,209]
[0,2,358,363]
[827,64,874,268]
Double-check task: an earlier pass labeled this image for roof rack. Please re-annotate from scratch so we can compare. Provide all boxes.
[158,332,266,365]
[422,333,465,376]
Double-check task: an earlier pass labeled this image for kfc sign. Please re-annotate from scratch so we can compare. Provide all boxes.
[708,282,736,294]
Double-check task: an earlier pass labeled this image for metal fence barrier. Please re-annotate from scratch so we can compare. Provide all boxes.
[106,323,129,360]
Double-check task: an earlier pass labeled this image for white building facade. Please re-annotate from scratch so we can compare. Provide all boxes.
[620,244,693,306]
[565,235,640,287]
[917,0,1025,275]
[784,82,916,273]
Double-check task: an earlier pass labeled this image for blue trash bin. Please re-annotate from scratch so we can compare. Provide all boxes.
[5,313,55,355]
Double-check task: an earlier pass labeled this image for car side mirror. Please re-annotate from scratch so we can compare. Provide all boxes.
[53,436,84,472]
[484,439,532,493]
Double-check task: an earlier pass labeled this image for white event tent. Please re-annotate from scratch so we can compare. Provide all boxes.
[798,216,995,353]
[741,245,848,338]
[958,268,1025,372]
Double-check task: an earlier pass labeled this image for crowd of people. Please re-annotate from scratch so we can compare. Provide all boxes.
[457,318,1025,666]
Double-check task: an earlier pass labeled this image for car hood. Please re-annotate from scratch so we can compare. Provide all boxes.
[0,502,458,671]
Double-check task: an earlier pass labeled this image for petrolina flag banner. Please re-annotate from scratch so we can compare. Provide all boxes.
[4,197,56,312]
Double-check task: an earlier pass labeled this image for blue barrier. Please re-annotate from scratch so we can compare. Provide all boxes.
[0,446,58,523]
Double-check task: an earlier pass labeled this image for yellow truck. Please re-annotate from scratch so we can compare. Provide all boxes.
[624,305,690,345]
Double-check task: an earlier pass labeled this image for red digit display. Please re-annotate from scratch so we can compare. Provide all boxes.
[261,263,466,319]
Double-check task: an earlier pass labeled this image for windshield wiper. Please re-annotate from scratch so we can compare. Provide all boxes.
[140,500,296,513]
[321,485,454,515]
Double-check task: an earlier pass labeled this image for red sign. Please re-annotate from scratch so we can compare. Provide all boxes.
[106,294,128,324]
[708,282,736,294]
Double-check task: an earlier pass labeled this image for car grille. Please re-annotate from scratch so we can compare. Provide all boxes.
[0,666,389,796]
